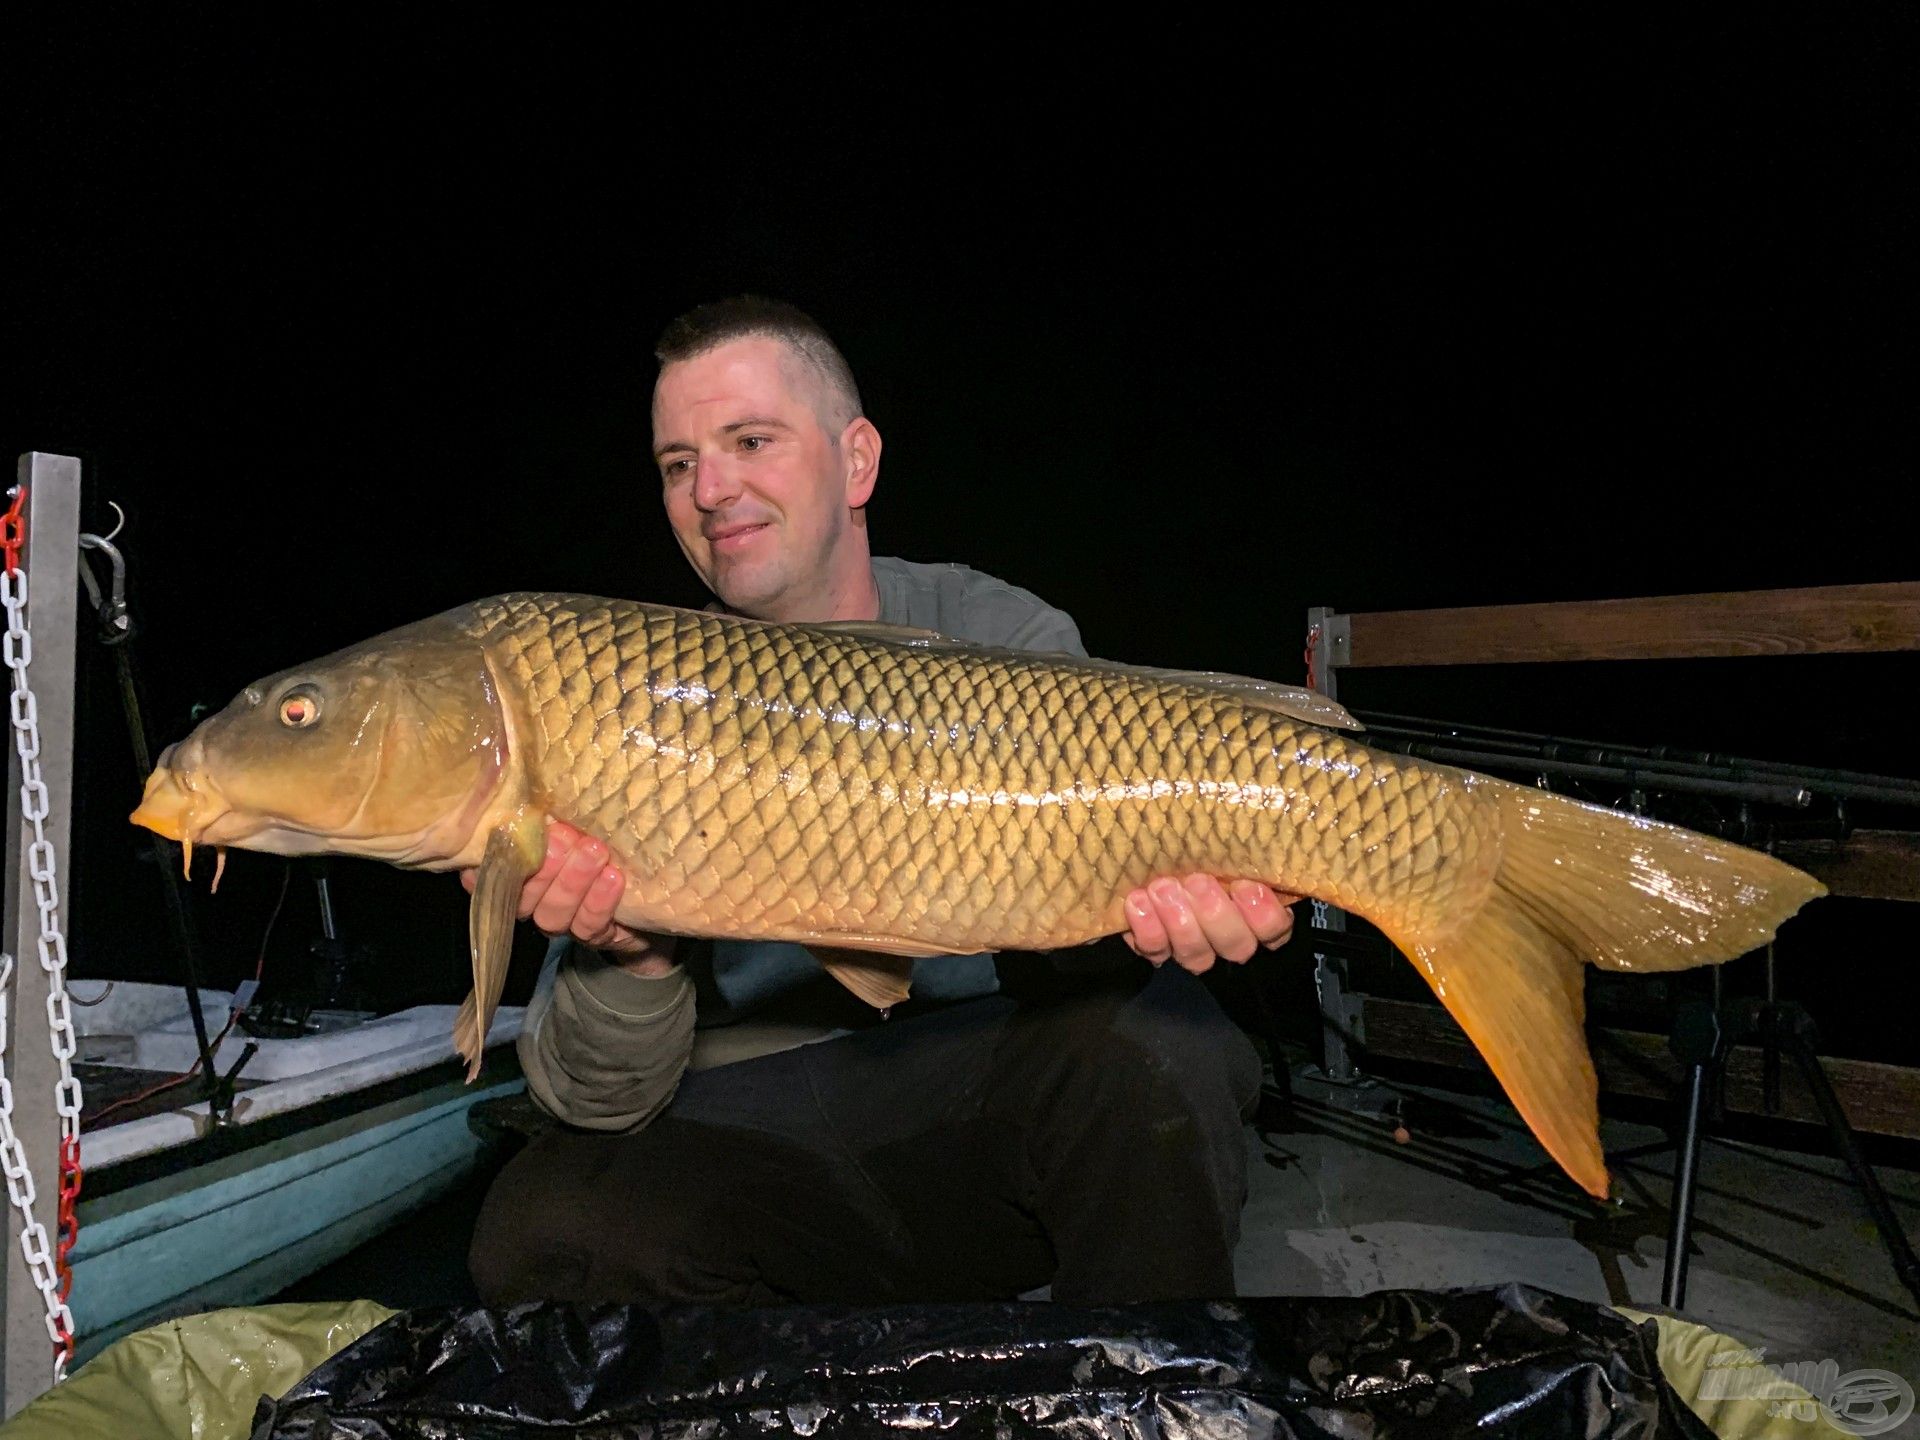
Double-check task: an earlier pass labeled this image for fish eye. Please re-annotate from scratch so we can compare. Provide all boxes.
[278,689,321,728]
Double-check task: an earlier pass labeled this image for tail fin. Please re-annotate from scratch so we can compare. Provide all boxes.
[1371,779,1826,1199]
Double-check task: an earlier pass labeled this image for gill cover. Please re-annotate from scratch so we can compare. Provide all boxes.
[130,617,513,865]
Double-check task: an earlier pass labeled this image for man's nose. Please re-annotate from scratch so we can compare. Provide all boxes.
[691,454,742,511]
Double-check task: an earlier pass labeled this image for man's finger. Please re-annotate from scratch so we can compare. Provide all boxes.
[1148,877,1215,975]
[573,865,626,945]
[1182,875,1259,964]
[1231,880,1297,950]
[513,841,571,920]
[1123,889,1171,964]
[529,835,609,936]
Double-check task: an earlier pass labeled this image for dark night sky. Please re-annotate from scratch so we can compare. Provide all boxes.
[6,11,1917,1052]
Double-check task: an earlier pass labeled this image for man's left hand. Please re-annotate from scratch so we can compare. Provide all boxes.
[1123,877,1299,974]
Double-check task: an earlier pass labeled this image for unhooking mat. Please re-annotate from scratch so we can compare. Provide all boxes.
[0,1285,1877,1439]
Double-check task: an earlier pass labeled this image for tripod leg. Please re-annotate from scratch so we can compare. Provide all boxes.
[1784,1031,1920,1310]
[1661,1058,1712,1310]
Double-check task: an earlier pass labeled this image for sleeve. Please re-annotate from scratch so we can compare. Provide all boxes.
[516,936,696,1131]
[998,604,1088,659]
[952,570,1089,658]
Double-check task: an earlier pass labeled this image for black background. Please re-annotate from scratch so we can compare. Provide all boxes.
[7,11,1916,1062]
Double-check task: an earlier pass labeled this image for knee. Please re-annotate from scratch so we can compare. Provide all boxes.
[597,1213,744,1304]
[469,1139,592,1304]
[1059,968,1262,1117]
[469,1131,748,1306]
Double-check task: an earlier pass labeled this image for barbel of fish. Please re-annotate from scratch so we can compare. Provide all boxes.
[131,593,1825,1198]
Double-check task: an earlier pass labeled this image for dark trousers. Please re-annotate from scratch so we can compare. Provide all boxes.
[469,962,1263,1306]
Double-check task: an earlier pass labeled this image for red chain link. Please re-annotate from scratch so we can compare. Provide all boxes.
[53,1136,80,1371]
[54,1134,82,1295]
[2,485,26,575]
[1303,625,1320,692]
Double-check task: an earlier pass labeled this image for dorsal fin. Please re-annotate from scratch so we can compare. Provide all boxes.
[807,619,950,645]
[1101,666,1361,731]
[800,619,1362,732]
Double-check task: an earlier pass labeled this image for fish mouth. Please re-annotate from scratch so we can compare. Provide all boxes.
[131,764,212,842]
[130,753,245,847]
[131,765,332,853]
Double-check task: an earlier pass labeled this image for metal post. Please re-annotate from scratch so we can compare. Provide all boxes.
[1310,918,1358,1080]
[1762,941,1781,1115]
[314,862,338,941]
[2,454,80,1415]
[1304,607,1360,1083]
[1661,1059,1709,1310]
[1661,999,1722,1311]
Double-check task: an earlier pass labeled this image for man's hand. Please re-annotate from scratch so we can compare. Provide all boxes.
[458,820,675,975]
[1122,876,1299,974]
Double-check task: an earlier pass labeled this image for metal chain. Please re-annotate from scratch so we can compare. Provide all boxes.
[0,952,74,1375]
[0,527,82,1380]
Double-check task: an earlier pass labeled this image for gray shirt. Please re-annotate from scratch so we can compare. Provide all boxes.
[517,557,1086,1131]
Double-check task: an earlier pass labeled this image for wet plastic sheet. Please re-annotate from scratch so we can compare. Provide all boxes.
[0,1301,396,1440]
[252,1282,1716,1439]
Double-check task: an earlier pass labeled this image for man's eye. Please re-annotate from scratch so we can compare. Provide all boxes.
[662,457,693,480]
[739,435,770,452]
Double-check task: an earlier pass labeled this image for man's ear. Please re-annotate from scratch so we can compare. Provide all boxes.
[841,417,882,508]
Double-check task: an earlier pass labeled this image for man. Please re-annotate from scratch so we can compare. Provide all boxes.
[468,297,1297,1305]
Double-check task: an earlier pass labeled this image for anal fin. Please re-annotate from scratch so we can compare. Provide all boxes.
[813,949,918,1010]
[793,932,977,1011]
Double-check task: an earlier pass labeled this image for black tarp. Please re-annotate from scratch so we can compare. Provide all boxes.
[250,1282,1713,1438]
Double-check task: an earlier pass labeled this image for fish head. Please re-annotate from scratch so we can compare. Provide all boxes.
[131,620,514,868]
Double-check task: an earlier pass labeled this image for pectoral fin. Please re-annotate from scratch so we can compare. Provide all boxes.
[452,812,544,1080]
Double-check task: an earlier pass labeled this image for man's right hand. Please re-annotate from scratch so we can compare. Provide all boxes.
[459,819,676,975]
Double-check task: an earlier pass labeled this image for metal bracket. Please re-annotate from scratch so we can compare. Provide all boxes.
[1309,931,1366,1083]
[1322,612,1352,669]
[1305,606,1342,703]
[1302,606,1364,1083]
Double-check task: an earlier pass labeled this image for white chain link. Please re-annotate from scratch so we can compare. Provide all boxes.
[0,556,81,1380]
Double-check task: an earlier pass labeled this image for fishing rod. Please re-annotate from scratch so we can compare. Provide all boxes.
[1358,739,1817,808]
[1349,710,1920,811]
[78,509,228,1112]
[1350,709,1920,794]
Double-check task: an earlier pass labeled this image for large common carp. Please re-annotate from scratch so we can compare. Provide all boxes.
[131,593,1824,1198]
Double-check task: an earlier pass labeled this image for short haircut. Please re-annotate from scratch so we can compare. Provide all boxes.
[654,295,863,435]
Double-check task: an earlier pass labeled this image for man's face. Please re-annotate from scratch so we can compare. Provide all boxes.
[652,336,860,619]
